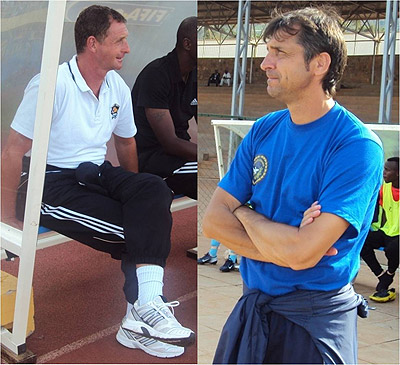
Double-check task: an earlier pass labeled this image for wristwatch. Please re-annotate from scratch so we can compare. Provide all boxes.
[244,201,254,210]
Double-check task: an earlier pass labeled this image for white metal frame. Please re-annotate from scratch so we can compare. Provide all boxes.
[212,119,255,179]
[1,0,67,355]
[170,196,197,212]
[1,196,196,260]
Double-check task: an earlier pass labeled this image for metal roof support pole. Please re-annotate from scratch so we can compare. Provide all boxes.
[230,0,251,118]
[228,0,251,164]
[371,17,380,85]
[371,40,377,85]
[378,0,398,124]
[249,43,256,84]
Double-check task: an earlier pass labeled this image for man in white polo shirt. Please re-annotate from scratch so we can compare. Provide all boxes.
[1,5,194,358]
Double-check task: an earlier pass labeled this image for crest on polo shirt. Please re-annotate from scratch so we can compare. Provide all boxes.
[252,155,268,185]
[111,104,120,119]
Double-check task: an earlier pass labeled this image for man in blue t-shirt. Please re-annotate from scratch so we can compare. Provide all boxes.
[203,7,383,364]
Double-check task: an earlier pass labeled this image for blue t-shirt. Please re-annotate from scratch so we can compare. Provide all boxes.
[219,102,383,296]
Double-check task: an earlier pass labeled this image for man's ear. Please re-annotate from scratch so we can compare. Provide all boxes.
[86,36,98,53]
[183,37,192,51]
[313,52,331,77]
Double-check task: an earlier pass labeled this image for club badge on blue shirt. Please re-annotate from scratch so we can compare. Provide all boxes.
[111,104,120,119]
[252,155,268,185]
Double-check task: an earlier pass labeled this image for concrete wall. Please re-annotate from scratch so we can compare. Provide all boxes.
[198,55,399,86]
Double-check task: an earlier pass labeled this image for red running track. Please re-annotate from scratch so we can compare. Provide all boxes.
[1,207,197,364]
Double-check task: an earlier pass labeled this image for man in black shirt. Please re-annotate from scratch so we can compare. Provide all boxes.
[208,69,221,86]
[132,17,197,200]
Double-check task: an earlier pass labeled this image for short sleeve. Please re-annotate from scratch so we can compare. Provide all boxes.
[319,137,383,237]
[10,74,41,139]
[113,81,136,138]
[135,67,170,109]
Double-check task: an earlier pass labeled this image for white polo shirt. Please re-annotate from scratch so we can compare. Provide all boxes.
[11,55,136,168]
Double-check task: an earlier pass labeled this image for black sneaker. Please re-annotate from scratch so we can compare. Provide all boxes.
[219,258,236,272]
[376,271,394,291]
[197,252,217,265]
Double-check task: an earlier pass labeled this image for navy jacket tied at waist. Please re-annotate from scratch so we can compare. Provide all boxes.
[213,284,368,364]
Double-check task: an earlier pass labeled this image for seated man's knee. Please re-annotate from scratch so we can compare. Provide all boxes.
[141,173,173,205]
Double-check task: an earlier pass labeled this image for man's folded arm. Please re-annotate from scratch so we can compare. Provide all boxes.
[234,205,349,270]
[203,187,347,269]
[202,187,287,265]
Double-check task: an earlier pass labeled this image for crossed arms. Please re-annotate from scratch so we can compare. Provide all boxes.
[202,187,349,271]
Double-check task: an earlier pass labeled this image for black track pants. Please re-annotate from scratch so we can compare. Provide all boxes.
[360,229,399,275]
[27,161,173,304]
[139,150,197,200]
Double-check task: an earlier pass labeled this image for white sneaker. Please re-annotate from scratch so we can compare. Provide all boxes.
[123,295,195,347]
[116,325,184,358]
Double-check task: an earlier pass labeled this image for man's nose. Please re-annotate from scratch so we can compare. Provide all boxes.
[260,53,274,71]
[123,40,130,54]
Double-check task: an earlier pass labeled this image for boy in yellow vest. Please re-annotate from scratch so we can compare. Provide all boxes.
[361,157,399,302]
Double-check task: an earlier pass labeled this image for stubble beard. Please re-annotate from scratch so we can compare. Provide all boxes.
[267,84,284,101]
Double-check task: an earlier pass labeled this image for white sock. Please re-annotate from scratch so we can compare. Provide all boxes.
[126,301,134,317]
[136,265,164,306]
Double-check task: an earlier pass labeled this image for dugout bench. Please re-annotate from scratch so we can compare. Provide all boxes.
[0,2,196,361]
[0,194,196,363]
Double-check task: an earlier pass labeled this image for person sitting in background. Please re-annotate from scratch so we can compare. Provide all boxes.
[219,69,231,87]
[207,69,220,86]
[132,17,197,200]
[361,157,399,303]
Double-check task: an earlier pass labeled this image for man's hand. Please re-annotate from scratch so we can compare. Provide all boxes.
[300,201,322,227]
[2,129,32,230]
[301,201,338,257]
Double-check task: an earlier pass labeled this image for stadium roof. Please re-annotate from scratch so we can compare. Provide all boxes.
[198,1,399,123]
[198,1,391,26]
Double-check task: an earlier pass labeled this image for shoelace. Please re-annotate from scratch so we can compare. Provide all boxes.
[151,300,180,319]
